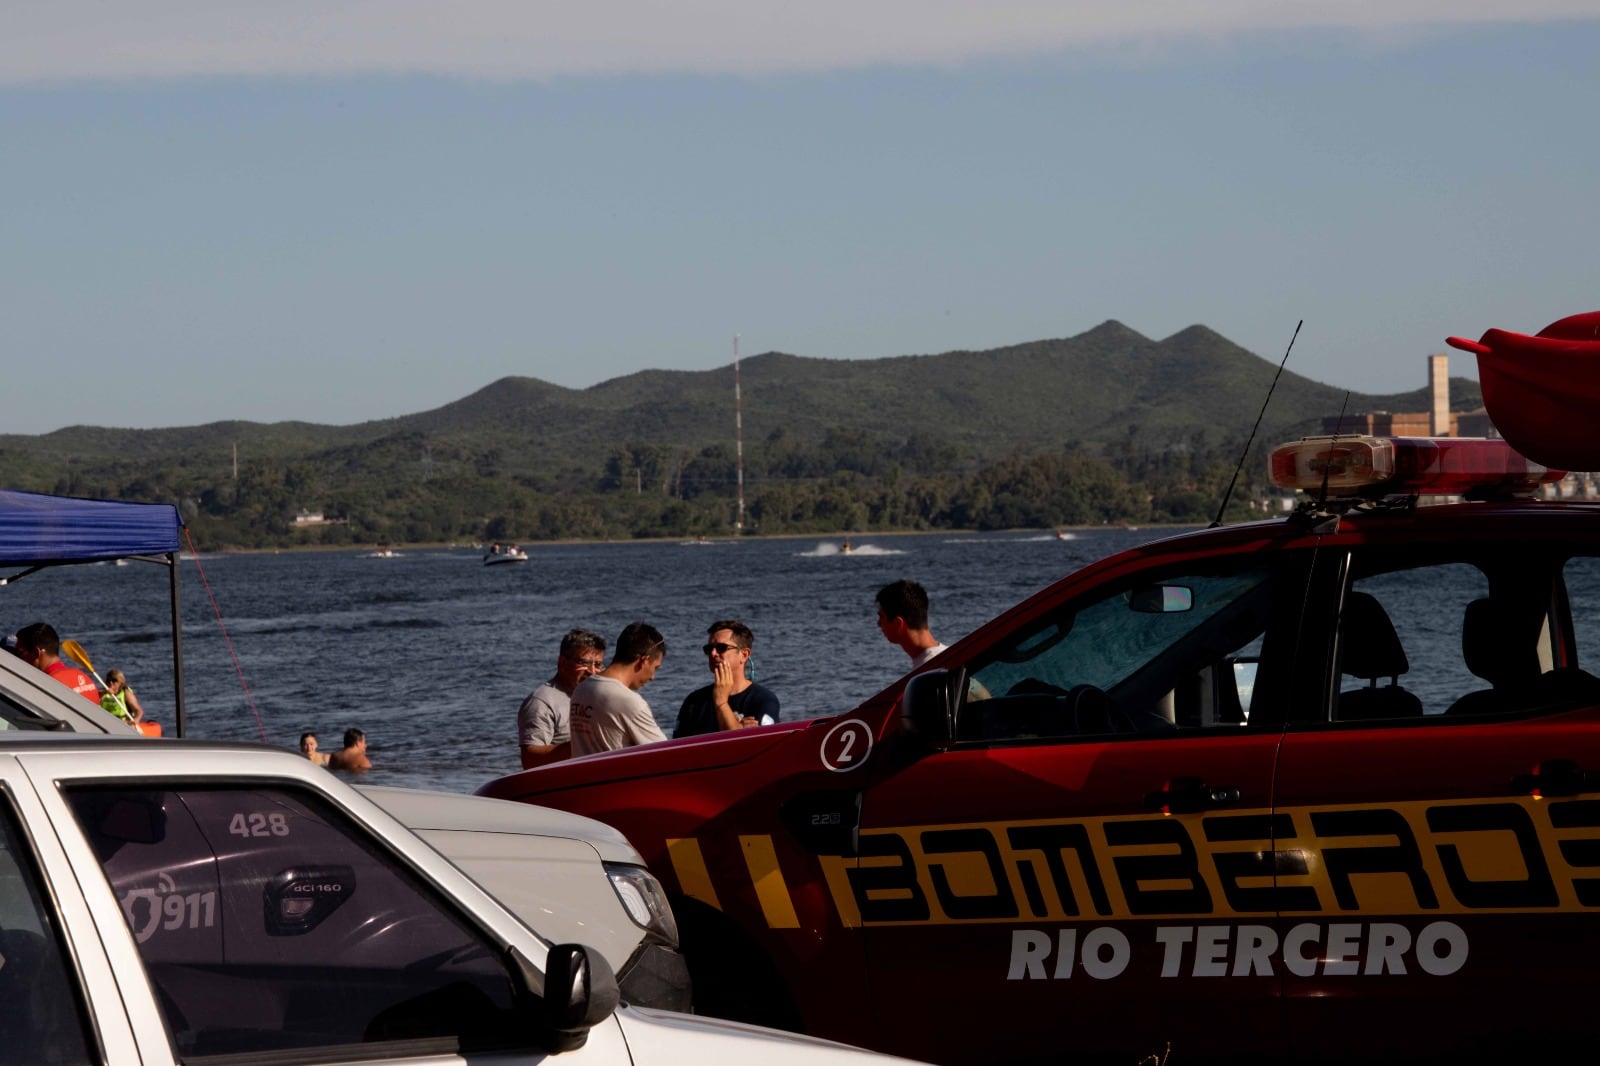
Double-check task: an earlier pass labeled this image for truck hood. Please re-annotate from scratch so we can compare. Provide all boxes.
[477,719,814,802]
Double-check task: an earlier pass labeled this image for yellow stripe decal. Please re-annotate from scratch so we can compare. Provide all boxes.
[741,834,801,929]
[666,837,721,910]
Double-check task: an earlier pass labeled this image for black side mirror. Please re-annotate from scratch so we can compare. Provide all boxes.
[523,943,620,1052]
[900,669,957,745]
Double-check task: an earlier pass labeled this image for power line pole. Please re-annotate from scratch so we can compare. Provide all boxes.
[733,335,746,533]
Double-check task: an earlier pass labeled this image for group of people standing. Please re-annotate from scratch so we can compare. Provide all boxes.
[515,578,945,770]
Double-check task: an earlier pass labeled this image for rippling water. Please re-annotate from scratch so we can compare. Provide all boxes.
[3,529,1183,792]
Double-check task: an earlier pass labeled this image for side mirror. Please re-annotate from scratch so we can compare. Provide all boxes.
[900,669,957,745]
[530,943,620,1052]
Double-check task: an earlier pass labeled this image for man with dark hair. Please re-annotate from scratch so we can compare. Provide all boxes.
[674,619,779,738]
[329,728,372,772]
[875,579,947,670]
[570,622,667,755]
[15,622,100,704]
[518,628,607,768]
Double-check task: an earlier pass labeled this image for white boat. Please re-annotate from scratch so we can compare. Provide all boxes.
[368,548,402,558]
[484,543,528,566]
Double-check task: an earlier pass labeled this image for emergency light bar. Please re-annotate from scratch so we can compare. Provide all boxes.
[1268,436,1564,499]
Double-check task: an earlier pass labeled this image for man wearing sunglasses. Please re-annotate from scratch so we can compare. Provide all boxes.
[518,628,606,769]
[673,619,780,739]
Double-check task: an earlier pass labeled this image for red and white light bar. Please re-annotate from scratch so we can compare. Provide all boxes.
[1268,436,1565,498]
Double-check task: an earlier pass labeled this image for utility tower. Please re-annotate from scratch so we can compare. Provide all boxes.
[733,335,746,533]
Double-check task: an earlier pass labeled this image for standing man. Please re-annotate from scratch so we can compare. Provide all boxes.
[569,622,667,756]
[674,619,780,738]
[519,628,606,768]
[15,622,100,704]
[875,579,947,670]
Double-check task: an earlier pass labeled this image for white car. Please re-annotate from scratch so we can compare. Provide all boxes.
[0,734,919,1065]
[0,650,687,1011]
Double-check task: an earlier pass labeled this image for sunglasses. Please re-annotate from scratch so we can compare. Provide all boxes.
[703,642,746,656]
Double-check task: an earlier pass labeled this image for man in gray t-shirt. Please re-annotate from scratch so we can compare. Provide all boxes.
[518,628,606,769]
[570,622,668,756]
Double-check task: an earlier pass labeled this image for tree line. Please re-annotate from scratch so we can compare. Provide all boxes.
[9,425,1282,550]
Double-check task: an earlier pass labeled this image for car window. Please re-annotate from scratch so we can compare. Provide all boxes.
[0,797,95,1066]
[960,563,1288,741]
[1341,562,1489,719]
[63,784,530,1062]
[1337,550,1600,722]
[1564,555,1600,671]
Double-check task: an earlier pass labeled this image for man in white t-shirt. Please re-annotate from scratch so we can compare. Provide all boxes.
[569,622,668,756]
[876,579,946,671]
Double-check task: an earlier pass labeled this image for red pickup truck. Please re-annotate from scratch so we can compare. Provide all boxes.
[482,314,1600,1065]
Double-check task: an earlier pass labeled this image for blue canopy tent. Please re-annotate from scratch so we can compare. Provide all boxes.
[0,489,187,735]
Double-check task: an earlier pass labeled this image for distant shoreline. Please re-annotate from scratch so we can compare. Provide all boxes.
[194,524,1190,555]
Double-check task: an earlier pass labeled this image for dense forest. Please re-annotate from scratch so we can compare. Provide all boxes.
[0,321,1480,549]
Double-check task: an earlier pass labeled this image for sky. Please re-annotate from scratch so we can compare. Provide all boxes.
[5,2,1600,435]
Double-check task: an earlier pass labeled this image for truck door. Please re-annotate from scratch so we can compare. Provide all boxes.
[1274,545,1600,1063]
[855,550,1317,1066]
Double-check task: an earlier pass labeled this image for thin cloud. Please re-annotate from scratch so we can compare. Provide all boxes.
[6,0,1598,84]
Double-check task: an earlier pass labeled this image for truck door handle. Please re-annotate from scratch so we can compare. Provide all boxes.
[1146,776,1242,814]
[1513,759,1598,798]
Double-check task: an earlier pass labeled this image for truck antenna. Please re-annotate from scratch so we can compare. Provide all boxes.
[1211,319,1302,528]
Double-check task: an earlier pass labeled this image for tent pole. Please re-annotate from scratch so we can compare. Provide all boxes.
[169,551,186,738]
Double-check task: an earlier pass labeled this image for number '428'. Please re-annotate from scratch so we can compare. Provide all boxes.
[228,812,291,837]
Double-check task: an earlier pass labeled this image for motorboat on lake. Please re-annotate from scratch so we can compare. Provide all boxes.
[484,542,528,566]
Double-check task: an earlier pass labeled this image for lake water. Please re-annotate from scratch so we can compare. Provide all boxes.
[2,528,1184,793]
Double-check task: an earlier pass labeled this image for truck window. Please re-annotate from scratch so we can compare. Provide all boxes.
[1340,563,1488,719]
[1337,550,1600,722]
[63,784,528,1062]
[960,564,1280,741]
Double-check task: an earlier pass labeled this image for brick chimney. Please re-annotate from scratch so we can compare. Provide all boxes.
[1429,354,1450,436]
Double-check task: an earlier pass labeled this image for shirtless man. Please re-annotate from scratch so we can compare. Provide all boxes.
[328,728,372,772]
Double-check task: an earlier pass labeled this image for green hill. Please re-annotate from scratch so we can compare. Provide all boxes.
[0,321,1481,545]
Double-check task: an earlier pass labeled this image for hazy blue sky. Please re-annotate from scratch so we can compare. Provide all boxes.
[5,2,1598,435]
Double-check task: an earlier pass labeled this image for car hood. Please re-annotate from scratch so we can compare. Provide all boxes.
[613,1006,922,1065]
[359,784,638,863]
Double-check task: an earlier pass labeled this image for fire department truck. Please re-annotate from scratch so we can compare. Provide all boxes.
[480,313,1600,1064]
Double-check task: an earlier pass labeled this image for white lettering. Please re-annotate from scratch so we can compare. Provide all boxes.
[1193,925,1230,977]
[1324,923,1362,976]
[1155,926,1193,978]
[1283,923,1321,978]
[1006,922,1470,981]
[1415,921,1469,976]
[1052,929,1077,979]
[1007,929,1050,980]
[1364,923,1410,975]
[1080,927,1131,980]
[1232,925,1277,977]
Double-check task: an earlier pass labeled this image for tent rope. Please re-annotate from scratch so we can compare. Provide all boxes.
[182,528,269,744]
